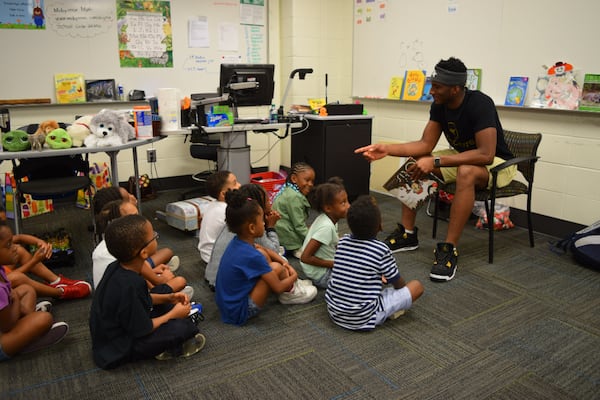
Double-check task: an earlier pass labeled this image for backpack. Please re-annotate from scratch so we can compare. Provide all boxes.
[550,220,600,270]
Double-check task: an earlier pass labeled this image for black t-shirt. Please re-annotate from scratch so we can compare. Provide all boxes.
[89,260,154,369]
[429,90,513,160]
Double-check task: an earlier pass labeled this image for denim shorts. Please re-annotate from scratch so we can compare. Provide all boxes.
[247,296,261,319]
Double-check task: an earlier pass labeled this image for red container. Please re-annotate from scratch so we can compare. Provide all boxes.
[251,171,286,204]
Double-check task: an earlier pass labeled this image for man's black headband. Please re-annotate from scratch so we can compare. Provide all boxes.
[431,66,467,87]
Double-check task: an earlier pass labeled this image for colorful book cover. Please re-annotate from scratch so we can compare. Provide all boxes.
[420,76,433,101]
[579,73,600,112]
[530,62,581,110]
[387,76,404,100]
[401,70,426,101]
[504,76,529,106]
[54,73,86,104]
[383,157,443,210]
[466,68,482,90]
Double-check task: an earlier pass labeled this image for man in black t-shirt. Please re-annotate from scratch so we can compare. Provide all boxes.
[355,57,516,282]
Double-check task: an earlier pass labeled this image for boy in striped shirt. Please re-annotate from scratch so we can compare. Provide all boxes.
[325,195,424,331]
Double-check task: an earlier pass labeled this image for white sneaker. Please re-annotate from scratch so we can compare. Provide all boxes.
[167,255,180,272]
[35,300,53,313]
[181,285,194,300]
[297,279,314,288]
[278,281,317,305]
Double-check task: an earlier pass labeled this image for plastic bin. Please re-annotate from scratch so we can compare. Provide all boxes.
[251,171,286,204]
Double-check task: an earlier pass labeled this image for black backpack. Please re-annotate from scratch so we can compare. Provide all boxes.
[550,220,600,270]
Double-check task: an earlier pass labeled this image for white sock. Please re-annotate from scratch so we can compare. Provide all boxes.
[405,229,414,234]
[49,277,60,285]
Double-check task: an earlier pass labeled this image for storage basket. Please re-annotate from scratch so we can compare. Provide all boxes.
[251,171,286,204]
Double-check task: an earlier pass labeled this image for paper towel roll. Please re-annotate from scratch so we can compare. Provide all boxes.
[157,88,181,131]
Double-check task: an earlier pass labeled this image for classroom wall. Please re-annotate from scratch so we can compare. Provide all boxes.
[3,0,597,227]
[1,0,284,179]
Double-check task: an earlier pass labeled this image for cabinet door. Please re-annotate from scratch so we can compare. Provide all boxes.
[323,121,371,200]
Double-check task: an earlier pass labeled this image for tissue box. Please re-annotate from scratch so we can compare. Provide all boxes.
[206,113,231,127]
[164,197,214,231]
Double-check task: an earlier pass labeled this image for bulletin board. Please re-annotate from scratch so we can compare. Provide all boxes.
[352,0,600,104]
[0,0,268,102]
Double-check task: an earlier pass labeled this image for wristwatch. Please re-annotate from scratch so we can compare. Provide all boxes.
[433,156,441,168]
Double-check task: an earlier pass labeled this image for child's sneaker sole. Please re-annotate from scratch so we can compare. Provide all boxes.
[389,310,406,320]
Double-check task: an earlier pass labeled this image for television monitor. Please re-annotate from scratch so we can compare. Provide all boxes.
[219,63,275,108]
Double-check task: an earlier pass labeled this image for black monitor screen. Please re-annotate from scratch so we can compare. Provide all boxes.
[219,63,275,107]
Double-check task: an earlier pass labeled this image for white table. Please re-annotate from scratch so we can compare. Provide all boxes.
[0,136,164,232]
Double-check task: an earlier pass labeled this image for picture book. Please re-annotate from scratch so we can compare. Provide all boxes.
[387,76,404,100]
[529,62,581,110]
[579,74,600,112]
[504,76,529,106]
[466,68,482,91]
[54,73,86,104]
[383,157,443,210]
[401,70,426,101]
[420,76,433,101]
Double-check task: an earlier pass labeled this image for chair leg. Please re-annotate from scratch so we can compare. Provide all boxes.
[527,193,534,247]
[487,197,495,264]
[432,192,439,239]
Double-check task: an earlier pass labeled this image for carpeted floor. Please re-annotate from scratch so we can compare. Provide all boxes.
[1,189,598,400]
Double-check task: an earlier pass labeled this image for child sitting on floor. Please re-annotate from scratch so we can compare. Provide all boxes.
[198,170,241,264]
[215,189,317,326]
[0,220,69,360]
[92,187,179,271]
[299,177,349,289]
[205,183,282,289]
[325,195,424,331]
[272,162,315,258]
[92,199,191,299]
[89,214,205,369]
[0,206,91,300]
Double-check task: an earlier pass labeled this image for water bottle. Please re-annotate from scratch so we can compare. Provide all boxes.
[269,104,277,123]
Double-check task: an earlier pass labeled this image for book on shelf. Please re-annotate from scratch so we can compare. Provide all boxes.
[383,157,444,210]
[504,76,529,106]
[530,62,582,110]
[420,76,433,101]
[466,68,482,90]
[579,73,600,112]
[387,76,404,100]
[401,70,426,101]
[54,73,86,104]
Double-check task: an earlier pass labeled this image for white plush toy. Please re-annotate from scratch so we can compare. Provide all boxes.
[84,109,135,148]
[67,115,93,147]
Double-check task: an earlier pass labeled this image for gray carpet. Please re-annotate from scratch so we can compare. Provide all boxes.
[1,189,598,400]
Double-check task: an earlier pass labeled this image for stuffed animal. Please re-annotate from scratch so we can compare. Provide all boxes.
[84,109,135,147]
[29,131,45,151]
[28,119,59,151]
[66,115,93,147]
[46,128,73,149]
[2,130,31,152]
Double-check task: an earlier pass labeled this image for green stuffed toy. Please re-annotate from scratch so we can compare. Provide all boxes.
[2,130,31,152]
[46,128,73,149]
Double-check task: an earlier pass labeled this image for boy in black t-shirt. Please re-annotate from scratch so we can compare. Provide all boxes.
[89,214,205,369]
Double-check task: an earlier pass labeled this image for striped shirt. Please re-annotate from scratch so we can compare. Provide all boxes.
[325,234,400,330]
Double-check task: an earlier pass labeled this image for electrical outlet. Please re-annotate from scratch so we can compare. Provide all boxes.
[147,149,157,163]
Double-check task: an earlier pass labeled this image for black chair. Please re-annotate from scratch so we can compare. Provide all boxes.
[180,127,220,200]
[432,130,542,263]
[11,154,93,234]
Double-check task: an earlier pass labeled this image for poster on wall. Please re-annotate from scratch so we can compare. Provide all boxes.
[0,0,46,29]
[116,0,173,68]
